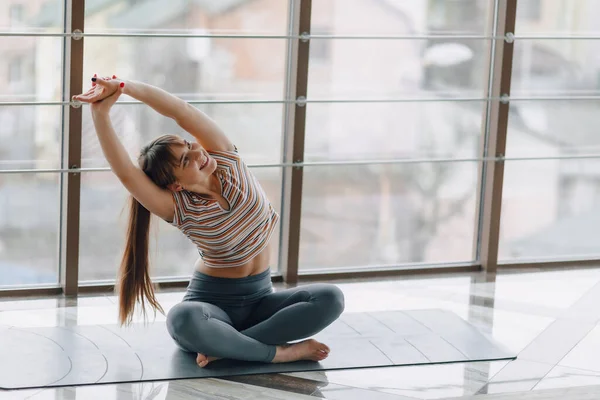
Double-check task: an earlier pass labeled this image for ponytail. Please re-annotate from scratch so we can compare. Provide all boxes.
[117,196,164,326]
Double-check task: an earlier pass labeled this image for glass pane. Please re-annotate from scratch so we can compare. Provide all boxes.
[85,0,289,34]
[499,159,600,261]
[311,0,493,35]
[0,37,63,102]
[308,39,491,98]
[0,173,59,286]
[305,102,484,161]
[81,103,283,168]
[0,1,63,32]
[0,106,62,171]
[516,0,600,34]
[79,168,282,282]
[511,40,600,96]
[299,163,478,270]
[506,100,600,157]
[83,37,286,99]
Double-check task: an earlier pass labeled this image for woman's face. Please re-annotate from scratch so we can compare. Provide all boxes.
[170,138,217,190]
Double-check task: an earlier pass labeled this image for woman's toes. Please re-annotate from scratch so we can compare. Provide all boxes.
[318,344,330,353]
[196,353,209,367]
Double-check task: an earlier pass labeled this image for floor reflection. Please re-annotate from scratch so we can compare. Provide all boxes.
[465,272,498,395]
[3,267,600,399]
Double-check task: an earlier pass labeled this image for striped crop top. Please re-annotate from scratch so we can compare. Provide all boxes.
[169,149,280,268]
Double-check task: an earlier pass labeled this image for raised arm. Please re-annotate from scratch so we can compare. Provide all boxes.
[123,80,235,152]
[85,83,175,222]
[76,76,235,152]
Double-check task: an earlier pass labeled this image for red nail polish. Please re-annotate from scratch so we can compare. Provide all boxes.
[120,82,125,88]
[112,75,117,79]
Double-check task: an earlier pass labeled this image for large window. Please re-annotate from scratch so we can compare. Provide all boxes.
[499,0,600,262]
[299,162,479,269]
[0,0,63,287]
[1,0,599,289]
[301,0,492,270]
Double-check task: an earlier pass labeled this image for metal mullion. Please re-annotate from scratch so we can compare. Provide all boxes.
[59,0,84,296]
[278,0,311,284]
[296,265,481,282]
[476,0,518,273]
[5,258,600,298]
[6,94,600,108]
[0,101,70,106]
[473,0,500,265]
[0,32,296,39]
[6,31,600,40]
[513,35,600,40]
[0,287,63,298]
[0,32,500,40]
[499,259,600,270]
[8,152,600,175]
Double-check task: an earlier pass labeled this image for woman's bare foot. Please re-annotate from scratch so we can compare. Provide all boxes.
[196,353,220,368]
[272,339,330,363]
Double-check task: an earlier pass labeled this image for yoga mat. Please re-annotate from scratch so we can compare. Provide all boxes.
[0,309,515,389]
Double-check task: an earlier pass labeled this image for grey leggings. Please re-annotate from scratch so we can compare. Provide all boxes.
[166,268,345,363]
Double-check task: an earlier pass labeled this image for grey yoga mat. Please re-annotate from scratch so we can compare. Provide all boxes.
[0,309,515,389]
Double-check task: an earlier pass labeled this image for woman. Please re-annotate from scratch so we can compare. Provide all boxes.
[74,76,345,368]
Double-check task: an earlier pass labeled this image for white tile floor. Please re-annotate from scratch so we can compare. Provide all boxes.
[2,267,600,399]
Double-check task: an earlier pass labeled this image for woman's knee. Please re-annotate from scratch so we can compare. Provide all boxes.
[313,284,345,317]
[166,302,210,346]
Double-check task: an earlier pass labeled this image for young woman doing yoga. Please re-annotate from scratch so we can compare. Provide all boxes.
[74,76,345,368]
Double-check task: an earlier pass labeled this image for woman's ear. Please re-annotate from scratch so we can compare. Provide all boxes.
[168,182,183,192]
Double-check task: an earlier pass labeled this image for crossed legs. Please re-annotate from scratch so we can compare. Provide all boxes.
[166,283,345,365]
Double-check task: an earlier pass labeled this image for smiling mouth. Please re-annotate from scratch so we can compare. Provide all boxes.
[199,153,209,170]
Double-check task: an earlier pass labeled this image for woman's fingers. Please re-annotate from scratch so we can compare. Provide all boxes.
[76,87,94,98]
[73,87,95,102]
[74,90,100,102]
[74,95,94,102]
[73,75,120,103]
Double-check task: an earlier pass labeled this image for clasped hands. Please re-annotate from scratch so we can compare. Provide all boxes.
[73,74,125,113]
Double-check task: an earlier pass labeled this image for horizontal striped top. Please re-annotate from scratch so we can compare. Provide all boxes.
[169,149,279,268]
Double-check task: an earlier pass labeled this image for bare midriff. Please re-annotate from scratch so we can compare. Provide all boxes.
[194,240,273,278]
